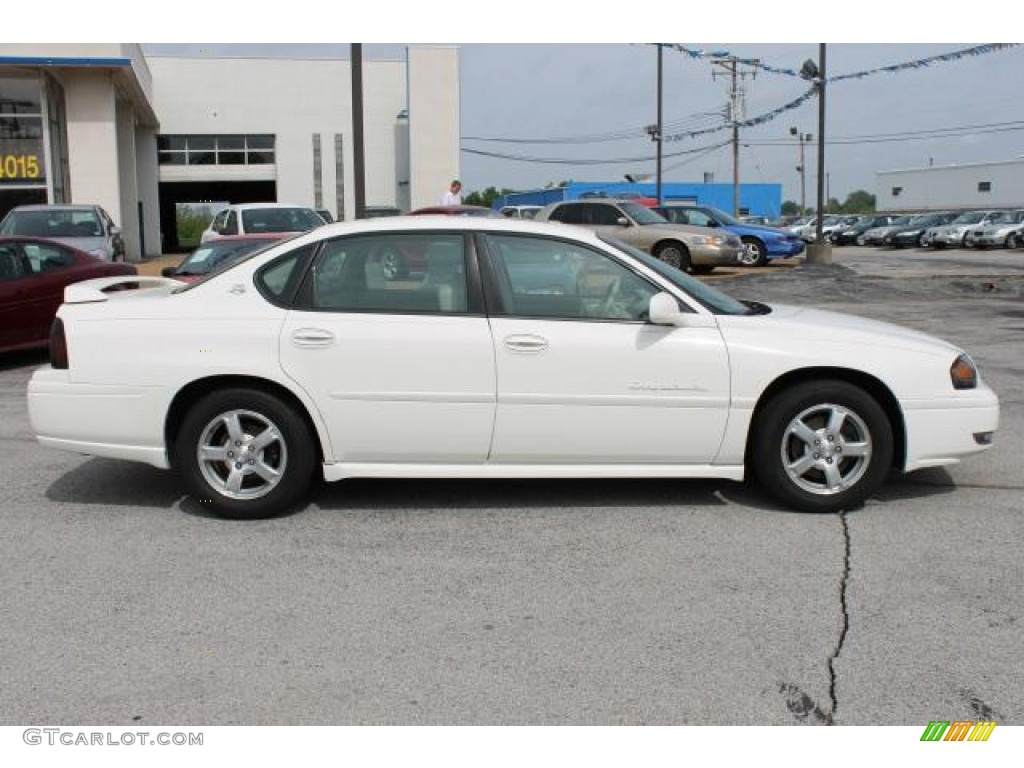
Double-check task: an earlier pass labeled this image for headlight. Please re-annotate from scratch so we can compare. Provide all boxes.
[88,248,108,259]
[950,353,978,390]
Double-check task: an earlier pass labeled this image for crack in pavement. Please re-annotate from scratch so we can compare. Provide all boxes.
[778,509,852,725]
[826,510,852,725]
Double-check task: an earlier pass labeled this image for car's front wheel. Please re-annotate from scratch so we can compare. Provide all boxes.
[176,388,317,519]
[653,241,691,271]
[739,238,768,267]
[751,380,893,513]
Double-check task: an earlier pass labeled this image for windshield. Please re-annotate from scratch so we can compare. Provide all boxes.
[706,207,738,225]
[988,211,1018,224]
[951,212,985,225]
[0,209,103,238]
[599,235,751,315]
[621,202,668,225]
[241,207,323,234]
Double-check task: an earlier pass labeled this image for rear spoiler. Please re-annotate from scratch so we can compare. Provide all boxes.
[64,276,181,304]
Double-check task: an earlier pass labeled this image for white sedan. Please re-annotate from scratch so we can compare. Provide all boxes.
[28,218,998,519]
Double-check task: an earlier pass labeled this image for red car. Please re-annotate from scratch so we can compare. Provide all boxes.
[0,236,136,354]
[408,205,500,217]
[162,234,286,283]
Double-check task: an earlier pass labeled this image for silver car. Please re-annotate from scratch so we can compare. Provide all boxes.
[0,204,125,261]
[928,210,1002,248]
[964,210,1024,248]
[536,199,742,273]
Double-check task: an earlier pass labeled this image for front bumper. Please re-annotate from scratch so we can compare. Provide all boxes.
[765,239,805,258]
[901,385,999,472]
[688,243,744,266]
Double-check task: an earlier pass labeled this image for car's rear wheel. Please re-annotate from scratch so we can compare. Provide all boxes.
[739,238,768,267]
[653,241,691,271]
[176,388,316,519]
[751,380,893,513]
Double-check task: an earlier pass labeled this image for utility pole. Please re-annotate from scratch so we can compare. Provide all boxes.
[351,43,366,220]
[656,43,663,205]
[814,44,827,246]
[790,127,812,216]
[713,56,757,217]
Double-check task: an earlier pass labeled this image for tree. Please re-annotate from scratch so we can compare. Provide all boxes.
[825,197,843,214]
[781,200,800,216]
[840,190,876,214]
[464,186,511,208]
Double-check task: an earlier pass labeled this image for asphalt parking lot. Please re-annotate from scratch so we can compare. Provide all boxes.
[0,246,1021,725]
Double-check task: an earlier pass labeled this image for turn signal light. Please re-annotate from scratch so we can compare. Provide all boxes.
[950,354,977,390]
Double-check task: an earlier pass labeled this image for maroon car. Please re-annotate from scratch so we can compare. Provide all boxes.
[408,205,500,217]
[0,236,136,354]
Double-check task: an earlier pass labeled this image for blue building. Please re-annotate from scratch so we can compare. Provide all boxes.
[493,181,782,218]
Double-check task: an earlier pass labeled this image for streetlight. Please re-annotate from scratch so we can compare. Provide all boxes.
[789,126,812,217]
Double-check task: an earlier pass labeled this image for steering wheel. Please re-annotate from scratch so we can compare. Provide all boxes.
[597,277,621,317]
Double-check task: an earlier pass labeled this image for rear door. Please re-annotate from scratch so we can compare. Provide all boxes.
[278,231,497,463]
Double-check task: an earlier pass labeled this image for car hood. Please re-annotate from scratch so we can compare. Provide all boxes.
[43,236,108,253]
[730,304,961,358]
[977,223,1019,235]
[637,223,723,239]
[728,223,790,237]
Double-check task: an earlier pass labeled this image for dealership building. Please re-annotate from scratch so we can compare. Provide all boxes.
[0,44,460,259]
[876,158,1024,212]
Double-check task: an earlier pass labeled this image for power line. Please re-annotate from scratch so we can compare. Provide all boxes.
[743,119,1024,146]
[462,111,726,145]
[461,140,731,166]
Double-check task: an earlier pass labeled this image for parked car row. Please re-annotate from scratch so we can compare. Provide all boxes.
[822,209,1024,250]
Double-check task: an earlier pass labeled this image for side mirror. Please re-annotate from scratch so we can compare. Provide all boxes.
[648,292,717,328]
[161,266,176,277]
[616,217,630,227]
[706,220,719,228]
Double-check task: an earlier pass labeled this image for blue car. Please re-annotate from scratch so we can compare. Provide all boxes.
[653,205,805,267]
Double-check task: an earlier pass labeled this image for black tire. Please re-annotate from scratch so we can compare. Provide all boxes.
[739,237,768,267]
[750,380,893,513]
[175,388,317,519]
[653,241,691,271]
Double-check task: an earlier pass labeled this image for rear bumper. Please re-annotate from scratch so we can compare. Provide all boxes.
[28,368,171,469]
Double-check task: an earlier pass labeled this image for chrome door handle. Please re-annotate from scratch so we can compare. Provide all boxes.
[291,328,335,347]
[504,334,549,352]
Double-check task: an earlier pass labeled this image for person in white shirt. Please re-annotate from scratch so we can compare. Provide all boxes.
[441,180,462,206]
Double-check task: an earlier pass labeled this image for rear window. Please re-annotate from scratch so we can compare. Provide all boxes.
[0,209,102,238]
[241,208,323,234]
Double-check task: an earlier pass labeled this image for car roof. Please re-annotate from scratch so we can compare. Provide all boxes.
[7,204,99,212]
[224,203,315,211]
[289,214,595,242]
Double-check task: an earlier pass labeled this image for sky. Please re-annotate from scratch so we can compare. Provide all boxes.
[43,1,1024,207]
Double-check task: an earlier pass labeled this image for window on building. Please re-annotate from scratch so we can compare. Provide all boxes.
[978,181,992,193]
[157,135,276,166]
[891,186,902,197]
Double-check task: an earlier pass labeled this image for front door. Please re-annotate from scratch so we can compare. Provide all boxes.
[480,233,731,464]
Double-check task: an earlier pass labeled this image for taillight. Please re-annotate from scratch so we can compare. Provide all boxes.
[49,317,69,369]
